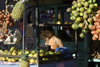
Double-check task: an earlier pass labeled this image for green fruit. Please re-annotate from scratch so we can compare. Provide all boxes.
[39,52,44,56]
[25,50,30,55]
[72,10,76,14]
[12,50,17,53]
[10,47,16,52]
[76,8,80,11]
[73,4,78,9]
[8,58,12,62]
[76,17,82,22]
[75,21,80,24]
[84,2,89,7]
[78,3,82,7]
[80,12,83,16]
[45,52,50,56]
[80,7,84,12]
[7,51,12,55]
[31,50,36,54]
[93,0,96,3]
[79,23,84,28]
[89,0,93,4]
[28,53,34,57]
[12,52,17,56]
[89,4,94,8]
[39,49,44,53]
[34,53,37,57]
[71,23,79,30]
[3,50,9,55]
[74,12,79,17]
[6,57,9,60]
[70,16,76,20]
[12,58,16,62]
[84,11,88,15]
[0,50,4,55]
[71,6,75,10]
[18,51,22,56]
[83,14,88,20]
[49,51,54,55]
[87,18,93,23]
[79,33,84,38]
[87,8,92,13]
[55,51,61,54]
[2,57,6,61]
[88,24,92,29]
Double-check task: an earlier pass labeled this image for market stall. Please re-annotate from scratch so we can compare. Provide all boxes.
[0,0,78,67]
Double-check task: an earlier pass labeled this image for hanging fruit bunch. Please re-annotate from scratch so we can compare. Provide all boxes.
[0,10,16,42]
[66,0,98,38]
[90,9,100,40]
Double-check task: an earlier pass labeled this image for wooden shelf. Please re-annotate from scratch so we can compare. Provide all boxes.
[33,24,71,27]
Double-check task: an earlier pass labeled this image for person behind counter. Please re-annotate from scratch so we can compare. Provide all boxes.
[40,26,64,52]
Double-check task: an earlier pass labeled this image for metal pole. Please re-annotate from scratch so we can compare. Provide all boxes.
[36,0,39,67]
[75,30,77,58]
[22,2,26,52]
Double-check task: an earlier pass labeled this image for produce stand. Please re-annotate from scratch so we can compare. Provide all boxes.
[0,0,78,67]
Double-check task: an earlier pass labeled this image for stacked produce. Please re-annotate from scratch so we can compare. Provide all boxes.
[0,47,62,64]
[0,10,16,42]
[90,10,100,40]
[67,0,98,38]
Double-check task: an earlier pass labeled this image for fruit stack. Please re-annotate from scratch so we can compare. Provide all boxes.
[0,10,16,42]
[90,10,100,40]
[0,47,62,64]
[67,0,98,38]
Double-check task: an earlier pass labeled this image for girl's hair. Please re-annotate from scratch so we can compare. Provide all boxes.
[42,26,53,32]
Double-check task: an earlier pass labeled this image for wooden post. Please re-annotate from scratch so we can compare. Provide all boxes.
[36,0,40,67]
[84,33,89,67]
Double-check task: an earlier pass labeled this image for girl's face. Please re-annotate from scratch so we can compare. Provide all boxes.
[45,30,53,38]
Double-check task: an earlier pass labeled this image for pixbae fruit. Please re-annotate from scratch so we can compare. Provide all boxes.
[89,9,100,41]
[66,0,98,38]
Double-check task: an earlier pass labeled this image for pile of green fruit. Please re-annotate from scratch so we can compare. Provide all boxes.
[67,0,98,38]
[0,47,62,64]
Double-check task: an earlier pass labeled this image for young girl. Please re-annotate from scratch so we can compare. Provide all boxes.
[40,26,64,52]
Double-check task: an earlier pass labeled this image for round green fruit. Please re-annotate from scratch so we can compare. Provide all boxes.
[87,8,92,13]
[71,23,79,30]
[83,14,88,20]
[84,2,89,7]
[87,18,93,23]
[80,7,84,12]
[80,12,83,16]
[78,3,82,7]
[76,17,82,22]
[79,33,84,38]
[79,23,84,28]
[89,4,94,9]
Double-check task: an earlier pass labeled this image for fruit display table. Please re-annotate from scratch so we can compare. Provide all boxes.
[0,59,77,67]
